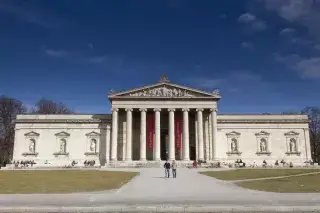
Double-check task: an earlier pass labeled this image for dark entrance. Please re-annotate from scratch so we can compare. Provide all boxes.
[160,129,168,160]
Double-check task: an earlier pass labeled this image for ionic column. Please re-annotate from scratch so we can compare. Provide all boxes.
[106,126,111,162]
[168,108,175,160]
[195,115,198,160]
[154,108,161,161]
[204,114,209,161]
[111,108,119,161]
[197,108,204,161]
[139,108,147,161]
[182,108,190,161]
[210,109,217,159]
[125,108,133,161]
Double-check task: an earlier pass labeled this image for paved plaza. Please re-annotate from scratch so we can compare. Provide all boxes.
[0,168,320,212]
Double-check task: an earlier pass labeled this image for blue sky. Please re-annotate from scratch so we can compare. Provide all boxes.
[1,0,320,114]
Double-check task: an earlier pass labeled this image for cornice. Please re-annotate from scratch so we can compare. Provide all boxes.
[218,119,309,124]
[15,118,111,124]
[15,117,308,124]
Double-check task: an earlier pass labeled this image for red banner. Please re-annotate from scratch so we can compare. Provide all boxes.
[175,115,183,151]
[146,113,155,150]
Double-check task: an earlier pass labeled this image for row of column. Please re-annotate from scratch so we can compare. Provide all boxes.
[110,108,217,161]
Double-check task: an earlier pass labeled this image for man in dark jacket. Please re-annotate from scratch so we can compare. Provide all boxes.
[164,161,171,178]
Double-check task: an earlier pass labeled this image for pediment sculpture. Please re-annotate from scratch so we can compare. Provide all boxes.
[129,86,195,97]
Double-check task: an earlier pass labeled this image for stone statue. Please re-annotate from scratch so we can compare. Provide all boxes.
[90,140,96,152]
[212,89,220,95]
[60,140,66,153]
[290,139,296,152]
[260,139,267,152]
[29,140,35,153]
[231,139,237,152]
[129,86,195,97]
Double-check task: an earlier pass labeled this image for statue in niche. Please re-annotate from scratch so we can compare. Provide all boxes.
[60,139,66,153]
[90,139,96,152]
[29,139,35,153]
[289,138,296,152]
[231,139,237,152]
[260,139,267,152]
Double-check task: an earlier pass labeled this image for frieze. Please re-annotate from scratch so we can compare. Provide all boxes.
[15,119,111,123]
[129,85,196,97]
[218,119,308,124]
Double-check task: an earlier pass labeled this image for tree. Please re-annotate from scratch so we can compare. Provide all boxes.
[0,96,26,164]
[281,111,300,115]
[32,98,74,114]
[301,107,320,163]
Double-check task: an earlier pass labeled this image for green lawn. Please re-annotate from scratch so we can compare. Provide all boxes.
[238,173,320,193]
[0,170,137,194]
[201,169,320,180]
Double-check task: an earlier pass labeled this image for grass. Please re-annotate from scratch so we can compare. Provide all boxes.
[238,173,320,193]
[0,170,138,194]
[201,169,320,181]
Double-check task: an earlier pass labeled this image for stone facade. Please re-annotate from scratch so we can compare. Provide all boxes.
[11,76,312,167]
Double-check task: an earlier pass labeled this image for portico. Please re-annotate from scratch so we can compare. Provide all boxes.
[108,76,220,162]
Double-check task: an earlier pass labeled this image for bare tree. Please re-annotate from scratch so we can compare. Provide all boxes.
[301,107,320,163]
[31,98,74,114]
[0,96,26,164]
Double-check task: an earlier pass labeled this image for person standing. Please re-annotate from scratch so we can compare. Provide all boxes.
[164,161,171,178]
[172,160,177,178]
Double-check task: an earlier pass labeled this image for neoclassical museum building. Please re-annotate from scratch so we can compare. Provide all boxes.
[12,76,312,167]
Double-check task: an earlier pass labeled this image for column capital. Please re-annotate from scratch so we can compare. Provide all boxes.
[210,108,218,112]
[168,108,176,112]
[112,108,119,112]
[182,108,190,112]
[154,108,161,112]
[125,108,133,112]
[139,108,147,112]
[196,108,204,112]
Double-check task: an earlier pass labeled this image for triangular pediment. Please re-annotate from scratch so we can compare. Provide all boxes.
[55,131,70,137]
[24,131,40,137]
[284,131,299,136]
[226,131,241,136]
[108,82,221,99]
[255,130,270,136]
[85,131,101,136]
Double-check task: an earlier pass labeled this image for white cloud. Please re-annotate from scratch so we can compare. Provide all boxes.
[314,44,320,50]
[190,78,224,89]
[186,70,262,92]
[279,28,296,35]
[241,42,255,51]
[238,13,256,23]
[238,12,267,31]
[0,1,59,29]
[261,0,320,37]
[296,57,320,78]
[274,53,320,78]
[88,56,106,64]
[45,49,68,57]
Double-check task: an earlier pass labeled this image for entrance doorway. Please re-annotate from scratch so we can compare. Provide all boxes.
[160,129,168,160]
